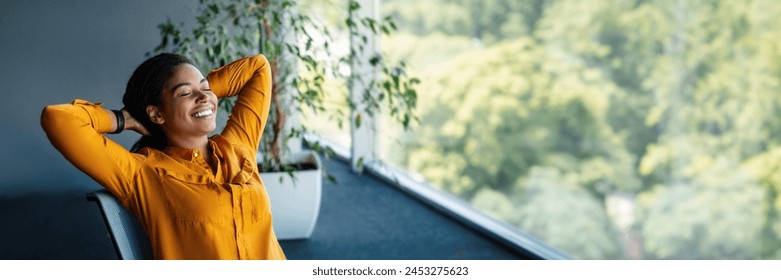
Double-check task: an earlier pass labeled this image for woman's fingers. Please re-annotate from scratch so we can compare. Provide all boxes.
[135,124,151,136]
[121,109,151,136]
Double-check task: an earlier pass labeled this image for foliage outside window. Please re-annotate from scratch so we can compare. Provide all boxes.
[380,0,781,259]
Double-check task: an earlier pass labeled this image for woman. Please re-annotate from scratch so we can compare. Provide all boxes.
[41,53,286,260]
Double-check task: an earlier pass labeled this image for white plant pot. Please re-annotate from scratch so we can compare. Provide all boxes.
[257,150,322,240]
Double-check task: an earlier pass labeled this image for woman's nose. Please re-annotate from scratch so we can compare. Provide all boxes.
[194,89,208,102]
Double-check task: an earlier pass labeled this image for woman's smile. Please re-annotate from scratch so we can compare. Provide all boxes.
[192,107,215,118]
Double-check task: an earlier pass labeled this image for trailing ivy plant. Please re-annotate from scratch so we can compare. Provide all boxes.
[153,0,418,180]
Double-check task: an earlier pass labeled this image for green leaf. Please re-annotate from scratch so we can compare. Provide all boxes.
[325,174,337,184]
[369,55,381,66]
[348,0,360,12]
[382,81,391,92]
[355,157,364,171]
[355,113,362,128]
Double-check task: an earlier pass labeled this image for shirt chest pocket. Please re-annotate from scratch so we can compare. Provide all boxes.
[157,169,231,224]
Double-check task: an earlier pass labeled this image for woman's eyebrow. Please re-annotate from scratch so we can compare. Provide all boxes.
[170,82,192,93]
[170,79,207,93]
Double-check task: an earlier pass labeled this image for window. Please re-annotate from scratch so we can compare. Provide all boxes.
[299,0,352,149]
[379,0,781,259]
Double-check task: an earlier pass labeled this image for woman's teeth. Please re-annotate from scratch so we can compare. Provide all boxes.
[193,109,213,118]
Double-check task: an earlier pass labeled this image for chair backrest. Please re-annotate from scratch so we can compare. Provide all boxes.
[87,189,153,260]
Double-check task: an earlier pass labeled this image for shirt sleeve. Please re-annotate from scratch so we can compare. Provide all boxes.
[207,54,273,151]
[40,99,143,200]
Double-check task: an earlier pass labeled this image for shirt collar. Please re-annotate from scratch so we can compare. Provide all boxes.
[163,139,218,162]
[163,146,199,161]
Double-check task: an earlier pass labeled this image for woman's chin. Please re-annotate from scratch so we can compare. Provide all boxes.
[193,122,217,135]
[203,124,217,135]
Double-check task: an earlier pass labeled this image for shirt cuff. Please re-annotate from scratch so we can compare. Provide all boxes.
[72,99,114,134]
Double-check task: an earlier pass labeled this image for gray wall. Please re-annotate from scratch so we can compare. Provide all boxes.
[0,0,197,196]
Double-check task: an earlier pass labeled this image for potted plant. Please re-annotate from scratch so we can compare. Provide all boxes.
[152,0,418,239]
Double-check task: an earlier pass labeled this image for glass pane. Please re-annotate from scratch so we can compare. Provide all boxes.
[379,0,781,259]
[298,0,351,149]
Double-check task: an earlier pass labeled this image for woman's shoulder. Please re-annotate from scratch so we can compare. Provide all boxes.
[134,146,162,157]
[132,147,171,166]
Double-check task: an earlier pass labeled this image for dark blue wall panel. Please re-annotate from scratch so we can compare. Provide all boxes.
[0,0,195,196]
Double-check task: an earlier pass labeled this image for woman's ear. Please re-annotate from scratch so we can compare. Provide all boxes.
[146,105,165,125]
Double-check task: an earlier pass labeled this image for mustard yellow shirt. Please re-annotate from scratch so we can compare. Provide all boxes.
[41,55,286,260]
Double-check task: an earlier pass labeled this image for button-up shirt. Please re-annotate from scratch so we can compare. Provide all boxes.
[41,55,285,260]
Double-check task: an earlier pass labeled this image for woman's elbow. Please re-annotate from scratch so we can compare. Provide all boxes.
[40,104,72,133]
[252,54,269,65]
[251,54,271,78]
[41,105,57,130]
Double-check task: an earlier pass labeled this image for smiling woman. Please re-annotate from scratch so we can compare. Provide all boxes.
[40,53,285,260]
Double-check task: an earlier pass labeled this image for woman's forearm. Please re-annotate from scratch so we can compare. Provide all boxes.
[42,100,114,134]
[41,100,142,199]
[208,55,273,150]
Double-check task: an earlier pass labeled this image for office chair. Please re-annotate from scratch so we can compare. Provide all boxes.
[87,189,153,260]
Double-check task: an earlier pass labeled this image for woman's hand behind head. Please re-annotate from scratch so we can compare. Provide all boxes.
[122,108,151,136]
